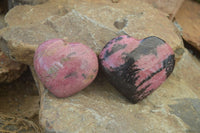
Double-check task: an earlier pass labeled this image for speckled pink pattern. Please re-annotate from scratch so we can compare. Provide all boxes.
[34,39,98,98]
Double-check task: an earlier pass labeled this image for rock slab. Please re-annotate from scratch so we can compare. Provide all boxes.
[0,15,26,83]
[176,0,200,52]
[0,0,183,65]
[142,0,184,20]
[31,50,200,133]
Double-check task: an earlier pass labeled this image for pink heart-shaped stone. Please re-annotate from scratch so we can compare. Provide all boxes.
[34,39,98,98]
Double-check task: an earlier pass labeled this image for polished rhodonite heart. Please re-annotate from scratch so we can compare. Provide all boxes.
[34,39,98,98]
[99,35,175,103]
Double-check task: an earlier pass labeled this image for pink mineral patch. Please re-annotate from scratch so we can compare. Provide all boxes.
[99,35,140,71]
[134,43,173,87]
[34,39,98,98]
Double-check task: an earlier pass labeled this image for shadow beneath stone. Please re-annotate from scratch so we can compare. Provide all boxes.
[184,39,200,60]
[169,98,200,133]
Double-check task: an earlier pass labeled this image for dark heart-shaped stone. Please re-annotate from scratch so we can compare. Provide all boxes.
[99,35,175,103]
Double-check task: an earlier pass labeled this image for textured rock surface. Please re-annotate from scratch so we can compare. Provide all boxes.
[0,70,41,132]
[176,0,200,52]
[0,15,6,30]
[142,0,184,20]
[0,15,26,83]
[0,49,27,83]
[31,50,200,133]
[0,0,183,65]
